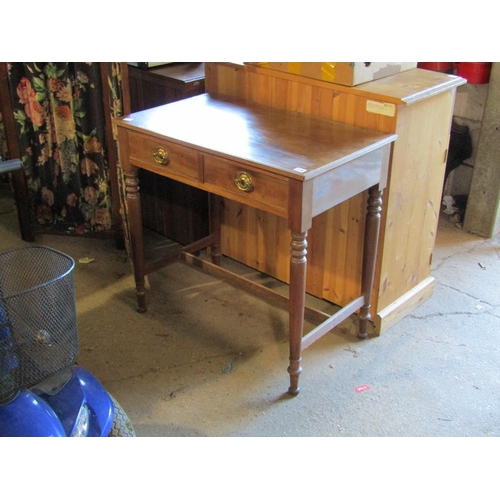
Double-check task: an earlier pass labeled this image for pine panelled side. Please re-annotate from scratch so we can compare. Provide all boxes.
[206,63,464,334]
[376,91,455,322]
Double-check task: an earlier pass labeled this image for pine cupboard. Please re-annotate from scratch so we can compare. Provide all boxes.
[204,62,466,334]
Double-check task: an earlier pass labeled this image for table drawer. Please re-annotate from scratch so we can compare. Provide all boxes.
[128,132,200,181]
[204,155,288,214]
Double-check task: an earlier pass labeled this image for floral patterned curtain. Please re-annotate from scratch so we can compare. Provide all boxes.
[3,62,127,236]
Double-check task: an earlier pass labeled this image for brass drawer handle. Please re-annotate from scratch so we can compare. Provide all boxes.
[152,147,170,165]
[234,172,254,193]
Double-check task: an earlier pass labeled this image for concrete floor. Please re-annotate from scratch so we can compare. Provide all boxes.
[1,189,499,438]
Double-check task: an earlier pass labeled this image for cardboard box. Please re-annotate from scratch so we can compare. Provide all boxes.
[245,62,417,87]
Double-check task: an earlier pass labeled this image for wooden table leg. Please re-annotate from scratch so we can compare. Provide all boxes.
[287,230,308,396]
[124,167,147,313]
[359,185,383,339]
[209,194,222,266]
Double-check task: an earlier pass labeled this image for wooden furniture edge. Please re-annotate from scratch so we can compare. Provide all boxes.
[128,63,205,85]
[375,276,435,334]
[213,62,466,106]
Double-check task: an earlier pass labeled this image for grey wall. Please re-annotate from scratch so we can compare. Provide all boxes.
[462,62,500,237]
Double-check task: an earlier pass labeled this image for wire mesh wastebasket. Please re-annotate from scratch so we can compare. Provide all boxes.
[0,246,79,400]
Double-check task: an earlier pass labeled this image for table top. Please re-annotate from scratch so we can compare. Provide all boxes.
[114,93,397,181]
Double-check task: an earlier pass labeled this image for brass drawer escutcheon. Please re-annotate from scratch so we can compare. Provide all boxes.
[234,172,254,193]
[152,147,170,165]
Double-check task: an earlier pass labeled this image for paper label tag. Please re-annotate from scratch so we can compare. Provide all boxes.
[366,100,396,117]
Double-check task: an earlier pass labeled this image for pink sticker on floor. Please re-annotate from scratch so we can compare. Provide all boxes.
[354,384,370,393]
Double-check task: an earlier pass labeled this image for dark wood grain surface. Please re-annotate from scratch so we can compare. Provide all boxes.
[116,93,396,179]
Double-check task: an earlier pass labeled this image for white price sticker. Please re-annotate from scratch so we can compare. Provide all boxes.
[366,100,396,117]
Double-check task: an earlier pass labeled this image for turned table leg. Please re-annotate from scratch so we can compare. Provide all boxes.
[288,230,308,396]
[124,168,147,313]
[209,194,222,266]
[359,185,383,339]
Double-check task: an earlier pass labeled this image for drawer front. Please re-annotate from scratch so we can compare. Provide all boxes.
[128,132,200,181]
[204,155,288,215]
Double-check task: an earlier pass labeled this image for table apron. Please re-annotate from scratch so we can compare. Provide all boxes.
[310,145,391,218]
